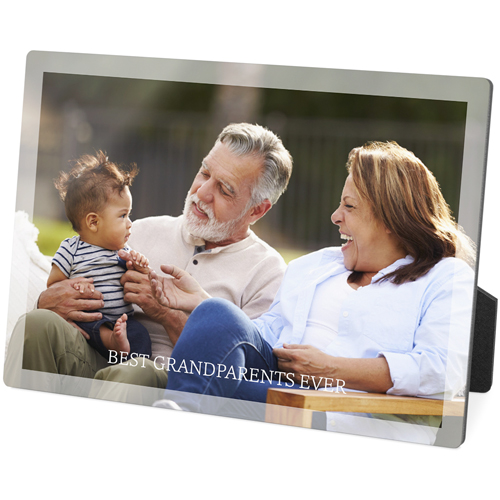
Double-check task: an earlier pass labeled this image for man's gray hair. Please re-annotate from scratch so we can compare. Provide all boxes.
[216,123,293,206]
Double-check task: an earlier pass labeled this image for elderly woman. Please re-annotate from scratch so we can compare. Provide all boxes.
[150,141,475,442]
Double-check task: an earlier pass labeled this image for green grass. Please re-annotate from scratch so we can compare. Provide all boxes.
[33,217,77,257]
[276,247,308,264]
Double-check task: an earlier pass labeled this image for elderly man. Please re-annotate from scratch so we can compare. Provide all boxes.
[9,123,293,398]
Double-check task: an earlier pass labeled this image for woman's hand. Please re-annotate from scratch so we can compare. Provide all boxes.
[149,264,211,313]
[273,344,336,387]
[273,344,394,393]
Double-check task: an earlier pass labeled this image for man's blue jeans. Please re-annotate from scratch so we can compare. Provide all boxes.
[166,298,304,412]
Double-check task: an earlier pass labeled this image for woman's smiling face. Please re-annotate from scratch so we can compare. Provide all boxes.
[331,175,404,273]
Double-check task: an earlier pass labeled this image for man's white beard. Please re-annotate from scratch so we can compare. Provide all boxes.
[182,191,248,244]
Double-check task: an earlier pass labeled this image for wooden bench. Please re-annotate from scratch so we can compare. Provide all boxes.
[265,388,466,428]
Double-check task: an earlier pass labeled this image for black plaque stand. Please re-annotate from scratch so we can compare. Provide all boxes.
[469,287,497,393]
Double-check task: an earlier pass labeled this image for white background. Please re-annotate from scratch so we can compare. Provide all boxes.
[1,1,498,498]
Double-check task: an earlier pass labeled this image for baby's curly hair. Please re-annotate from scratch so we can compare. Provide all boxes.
[54,151,139,231]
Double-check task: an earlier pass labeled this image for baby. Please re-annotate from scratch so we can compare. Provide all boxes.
[47,151,152,361]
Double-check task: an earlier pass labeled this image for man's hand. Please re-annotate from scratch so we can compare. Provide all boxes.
[118,248,161,316]
[120,262,193,345]
[149,264,211,313]
[38,277,104,324]
[120,262,187,321]
[72,280,95,295]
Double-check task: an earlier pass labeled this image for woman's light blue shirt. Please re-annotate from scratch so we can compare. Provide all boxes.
[253,247,475,399]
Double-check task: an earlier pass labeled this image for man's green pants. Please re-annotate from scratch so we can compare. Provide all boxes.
[5,309,168,405]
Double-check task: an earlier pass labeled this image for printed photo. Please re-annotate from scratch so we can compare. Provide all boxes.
[3,52,491,447]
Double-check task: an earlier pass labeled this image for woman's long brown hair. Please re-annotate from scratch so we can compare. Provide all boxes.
[347,141,474,284]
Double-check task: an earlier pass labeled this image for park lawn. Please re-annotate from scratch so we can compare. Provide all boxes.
[33,217,77,257]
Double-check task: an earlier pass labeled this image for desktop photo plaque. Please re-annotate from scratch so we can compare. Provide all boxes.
[3,51,495,447]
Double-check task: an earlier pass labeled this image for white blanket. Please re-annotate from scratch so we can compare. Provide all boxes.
[5,211,51,355]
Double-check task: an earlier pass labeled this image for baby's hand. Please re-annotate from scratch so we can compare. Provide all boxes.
[72,281,95,295]
[118,249,150,274]
[125,249,150,270]
[129,249,149,268]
